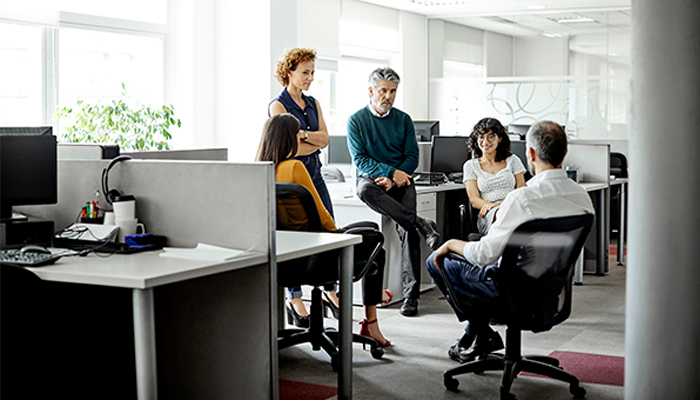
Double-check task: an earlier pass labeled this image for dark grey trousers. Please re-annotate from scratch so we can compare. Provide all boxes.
[356,178,422,300]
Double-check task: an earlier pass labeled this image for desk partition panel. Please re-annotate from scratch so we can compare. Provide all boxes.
[17,159,273,251]
[566,141,611,184]
[122,148,228,161]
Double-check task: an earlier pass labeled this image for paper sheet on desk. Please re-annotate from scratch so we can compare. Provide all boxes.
[159,243,248,261]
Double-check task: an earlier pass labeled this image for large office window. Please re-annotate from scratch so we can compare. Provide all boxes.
[0,23,44,126]
[1,2,168,137]
[58,27,165,106]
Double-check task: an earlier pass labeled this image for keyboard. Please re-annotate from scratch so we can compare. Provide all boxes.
[0,250,63,267]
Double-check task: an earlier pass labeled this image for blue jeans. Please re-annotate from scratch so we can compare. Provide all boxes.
[288,151,336,299]
[426,252,499,335]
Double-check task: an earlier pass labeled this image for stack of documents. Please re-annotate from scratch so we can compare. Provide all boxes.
[56,223,119,242]
[159,243,248,261]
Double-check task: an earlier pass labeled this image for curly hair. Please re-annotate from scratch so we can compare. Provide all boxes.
[274,47,317,87]
[467,117,512,162]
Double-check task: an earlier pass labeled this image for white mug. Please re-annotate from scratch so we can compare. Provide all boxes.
[115,218,146,242]
[113,199,136,220]
[103,211,115,225]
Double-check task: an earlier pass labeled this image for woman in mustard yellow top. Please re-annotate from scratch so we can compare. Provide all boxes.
[257,113,390,347]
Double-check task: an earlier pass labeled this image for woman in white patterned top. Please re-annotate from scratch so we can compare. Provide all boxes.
[463,118,526,235]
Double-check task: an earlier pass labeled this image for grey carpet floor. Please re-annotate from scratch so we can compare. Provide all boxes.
[279,257,626,400]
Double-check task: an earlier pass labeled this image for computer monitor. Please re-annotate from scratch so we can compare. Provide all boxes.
[0,126,53,136]
[414,120,440,142]
[430,136,470,179]
[327,135,352,164]
[0,132,58,221]
[508,124,530,139]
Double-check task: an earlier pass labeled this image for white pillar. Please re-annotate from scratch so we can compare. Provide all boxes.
[626,1,700,398]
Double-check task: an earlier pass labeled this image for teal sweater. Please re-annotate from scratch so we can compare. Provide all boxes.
[347,106,419,179]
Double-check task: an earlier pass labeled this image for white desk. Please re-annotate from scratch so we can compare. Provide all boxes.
[276,231,362,400]
[329,181,465,305]
[29,250,268,400]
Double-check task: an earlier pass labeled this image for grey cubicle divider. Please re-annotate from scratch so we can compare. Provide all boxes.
[565,141,611,183]
[122,148,228,161]
[17,159,272,252]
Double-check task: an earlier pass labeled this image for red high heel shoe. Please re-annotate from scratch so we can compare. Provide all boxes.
[359,319,391,348]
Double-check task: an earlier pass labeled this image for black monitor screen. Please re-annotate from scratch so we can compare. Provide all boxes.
[327,135,352,164]
[430,136,470,175]
[0,134,58,220]
[414,120,439,142]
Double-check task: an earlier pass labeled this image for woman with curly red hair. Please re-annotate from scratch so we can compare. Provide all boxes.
[269,47,339,326]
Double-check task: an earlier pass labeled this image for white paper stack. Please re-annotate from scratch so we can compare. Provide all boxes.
[159,243,247,261]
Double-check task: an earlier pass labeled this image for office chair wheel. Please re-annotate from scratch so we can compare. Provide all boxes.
[443,376,459,391]
[370,347,384,359]
[570,385,586,399]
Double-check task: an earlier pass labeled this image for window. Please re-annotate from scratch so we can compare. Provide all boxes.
[58,27,165,106]
[0,22,43,126]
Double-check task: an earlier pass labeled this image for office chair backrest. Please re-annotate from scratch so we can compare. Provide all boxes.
[320,165,345,183]
[497,214,594,332]
[275,182,323,232]
[610,152,628,178]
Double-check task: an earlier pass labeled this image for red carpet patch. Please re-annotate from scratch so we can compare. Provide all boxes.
[524,351,624,387]
[279,379,337,400]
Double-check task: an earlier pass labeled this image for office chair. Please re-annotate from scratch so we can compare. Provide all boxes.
[609,152,628,233]
[437,214,594,400]
[459,203,483,242]
[609,152,628,179]
[275,182,384,371]
[320,165,345,183]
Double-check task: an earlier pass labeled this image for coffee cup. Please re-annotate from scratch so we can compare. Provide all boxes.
[115,218,146,242]
[103,211,115,225]
[113,196,136,220]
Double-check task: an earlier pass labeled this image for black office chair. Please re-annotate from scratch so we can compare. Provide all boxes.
[275,182,384,370]
[459,203,483,242]
[438,214,594,400]
[609,152,628,233]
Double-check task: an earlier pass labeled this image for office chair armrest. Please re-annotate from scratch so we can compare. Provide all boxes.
[436,252,496,321]
[337,221,379,232]
[336,226,384,282]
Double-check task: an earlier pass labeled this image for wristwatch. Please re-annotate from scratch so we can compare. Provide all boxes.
[303,130,309,141]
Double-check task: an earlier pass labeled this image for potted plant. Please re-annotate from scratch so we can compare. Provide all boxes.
[54,83,181,151]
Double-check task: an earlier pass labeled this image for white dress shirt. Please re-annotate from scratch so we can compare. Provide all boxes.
[463,168,595,267]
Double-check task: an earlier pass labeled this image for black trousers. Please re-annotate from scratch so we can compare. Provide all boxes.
[356,178,422,300]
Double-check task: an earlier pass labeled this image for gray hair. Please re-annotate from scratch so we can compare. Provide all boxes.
[368,67,401,88]
[526,121,567,167]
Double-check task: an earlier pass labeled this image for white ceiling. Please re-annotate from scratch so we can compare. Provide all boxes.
[357,0,631,60]
[357,0,631,38]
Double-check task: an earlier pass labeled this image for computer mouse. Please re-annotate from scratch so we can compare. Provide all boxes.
[20,244,52,255]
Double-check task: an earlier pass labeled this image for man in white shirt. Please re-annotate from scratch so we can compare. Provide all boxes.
[426,121,595,363]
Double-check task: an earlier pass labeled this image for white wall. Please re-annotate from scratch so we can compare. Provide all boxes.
[399,10,427,119]
[484,31,513,77]
[513,36,569,76]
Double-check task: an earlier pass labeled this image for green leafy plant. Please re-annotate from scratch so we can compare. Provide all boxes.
[54,83,181,151]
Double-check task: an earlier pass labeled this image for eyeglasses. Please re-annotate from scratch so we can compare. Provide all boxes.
[477,133,498,143]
